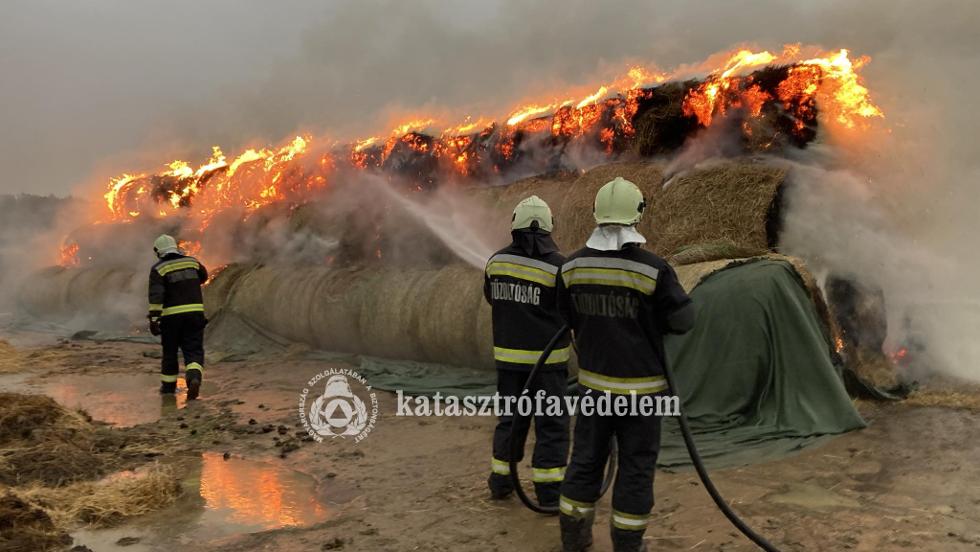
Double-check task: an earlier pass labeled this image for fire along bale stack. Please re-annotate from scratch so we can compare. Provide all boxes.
[21,159,792,369]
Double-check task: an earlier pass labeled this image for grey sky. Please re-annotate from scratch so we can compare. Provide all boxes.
[1,0,977,195]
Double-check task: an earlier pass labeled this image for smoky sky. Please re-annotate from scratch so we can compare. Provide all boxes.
[1,0,977,195]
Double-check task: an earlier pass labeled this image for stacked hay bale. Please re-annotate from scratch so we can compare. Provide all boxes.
[20,159,794,370]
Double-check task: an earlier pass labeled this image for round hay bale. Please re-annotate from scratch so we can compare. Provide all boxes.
[205,262,492,369]
[553,161,665,250]
[650,161,786,257]
[17,265,142,324]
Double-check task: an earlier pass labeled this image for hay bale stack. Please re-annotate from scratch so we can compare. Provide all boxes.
[471,160,781,259]
[474,161,665,252]
[209,263,492,368]
[650,162,785,258]
[17,265,143,324]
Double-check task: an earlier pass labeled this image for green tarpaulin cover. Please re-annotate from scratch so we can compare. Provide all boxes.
[658,260,866,466]
[203,258,865,467]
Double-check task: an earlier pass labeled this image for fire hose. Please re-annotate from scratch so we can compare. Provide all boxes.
[508,325,617,514]
[509,324,782,552]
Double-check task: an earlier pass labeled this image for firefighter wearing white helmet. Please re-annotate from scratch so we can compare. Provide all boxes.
[556,178,696,552]
[148,234,209,400]
[484,195,570,508]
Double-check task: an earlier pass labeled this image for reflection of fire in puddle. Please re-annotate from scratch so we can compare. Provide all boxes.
[71,453,336,551]
[198,452,331,530]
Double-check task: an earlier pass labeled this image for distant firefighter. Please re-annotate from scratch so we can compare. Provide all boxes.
[147,234,208,400]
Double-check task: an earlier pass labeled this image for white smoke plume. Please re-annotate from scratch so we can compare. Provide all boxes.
[1,0,977,379]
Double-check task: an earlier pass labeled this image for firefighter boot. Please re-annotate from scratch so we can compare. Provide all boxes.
[160,381,177,394]
[487,473,513,499]
[559,512,594,551]
[610,526,646,552]
[534,481,561,509]
[186,372,202,401]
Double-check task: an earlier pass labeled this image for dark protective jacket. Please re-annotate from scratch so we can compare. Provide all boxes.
[484,231,569,371]
[556,244,691,394]
[148,253,208,318]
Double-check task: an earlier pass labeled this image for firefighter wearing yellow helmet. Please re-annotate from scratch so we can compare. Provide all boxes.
[484,195,570,507]
[556,177,695,552]
[148,234,208,400]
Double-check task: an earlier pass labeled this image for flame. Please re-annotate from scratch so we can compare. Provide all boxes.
[506,104,555,126]
[60,242,80,267]
[682,46,883,134]
[81,43,883,267]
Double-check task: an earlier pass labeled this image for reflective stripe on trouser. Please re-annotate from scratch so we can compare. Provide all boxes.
[561,388,663,524]
[493,346,570,365]
[161,312,206,384]
[532,466,566,483]
[559,496,594,518]
[491,458,511,475]
[491,369,569,480]
[577,368,667,395]
[611,509,650,531]
[161,303,204,316]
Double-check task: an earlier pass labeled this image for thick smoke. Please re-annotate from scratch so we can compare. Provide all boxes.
[2,1,978,377]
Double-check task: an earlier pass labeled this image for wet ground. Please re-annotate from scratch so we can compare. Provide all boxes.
[2,332,980,551]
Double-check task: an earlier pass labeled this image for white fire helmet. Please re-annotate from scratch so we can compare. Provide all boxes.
[593,177,645,226]
[511,195,554,232]
[153,234,179,258]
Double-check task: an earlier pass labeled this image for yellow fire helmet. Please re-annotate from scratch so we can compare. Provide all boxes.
[153,234,179,257]
[594,177,645,225]
[511,195,554,232]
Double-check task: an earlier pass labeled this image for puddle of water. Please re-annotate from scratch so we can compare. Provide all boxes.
[71,452,336,551]
[0,371,201,426]
[768,482,861,510]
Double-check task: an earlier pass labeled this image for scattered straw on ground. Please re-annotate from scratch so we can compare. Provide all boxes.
[0,491,71,551]
[0,392,182,551]
[18,463,182,528]
[0,339,22,373]
[905,378,980,411]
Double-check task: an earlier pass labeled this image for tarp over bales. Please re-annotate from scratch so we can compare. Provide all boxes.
[659,259,865,466]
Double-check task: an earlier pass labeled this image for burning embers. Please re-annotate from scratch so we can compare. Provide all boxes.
[70,45,883,268]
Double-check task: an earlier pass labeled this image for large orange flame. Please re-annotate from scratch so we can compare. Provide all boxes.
[76,43,883,268]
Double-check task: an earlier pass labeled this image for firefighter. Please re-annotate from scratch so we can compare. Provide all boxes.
[484,195,570,508]
[148,234,208,400]
[556,177,695,552]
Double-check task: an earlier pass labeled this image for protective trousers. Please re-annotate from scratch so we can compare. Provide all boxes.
[560,392,663,535]
[490,368,569,502]
[160,312,205,391]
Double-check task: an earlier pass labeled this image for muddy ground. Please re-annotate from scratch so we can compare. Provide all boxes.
[1,332,979,552]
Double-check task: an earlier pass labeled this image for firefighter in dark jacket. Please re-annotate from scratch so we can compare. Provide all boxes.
[556,178,695,552]
[148,234,208,400]
[484,195,570,508]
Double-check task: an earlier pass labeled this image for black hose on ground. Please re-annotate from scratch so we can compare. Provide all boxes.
[659,352,782,551]
[507,324,616,515]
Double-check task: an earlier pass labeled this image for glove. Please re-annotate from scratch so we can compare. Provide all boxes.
[149,317,161,336]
